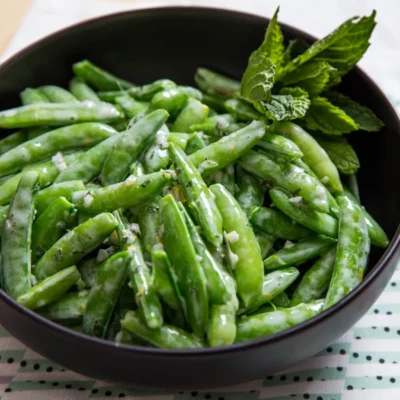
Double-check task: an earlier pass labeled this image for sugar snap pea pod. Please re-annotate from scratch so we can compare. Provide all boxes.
[171,98,209,132]
[201,94,227,113]
[31,197,75,262]
[210,184,263,307]
[40,290,88,324]
[235,300,324,343]
[189,114,236,136]
[122,310,204,349]
[78,257,102,289]
[73,172,170,212]
[194,68,240,97]
[20,88,50,105]
[109,119,129,132]
[129,79,176,101]
[150,88,188,118]
[35,180,85,215]
[239,150,329,213]
[73,59,134,90]
[235,167,264,213]
[324,196,370,309]
[291,247,337,307]
[115,95,148,118]
[0,175,12,186]
[225,98,264,122]
[255,231,276,259]
[189,120,265,177]
[0,171,40,299]
[142,126,171,173]
[0,102,121,130]
[0,205,9,238]
[178,202,230,304]
[34,212,117,281]
[0,131,27,155]
[271,122,343,194]
[0,123,116,177]
[159,194,209,336]
[272,291,290,308]
[249,206,313,240]
[83,251,129,338]
[208,303,237,347]
[342,186,388,248]
[185,132,205,155]
[17,266,81,309]
[101,110,169,185]
[170,144,222,247]
[69,77,100,102]
[264,235,336,271]
[138,203,160,255]
[270,188,339,238]
[177,85,202,100]
[168,133,190,150]
[205,166,235,195]
[38,86,79,103]
[257,131,303,161]
[130,160,145,177]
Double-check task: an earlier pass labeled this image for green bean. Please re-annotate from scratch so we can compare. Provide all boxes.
[264,235,336,271]
[255,231,276,259]
[121,310,203,349]
[0,205,9,239]
[115,95,148,118]
[194,68,240,97]
[39,86,79,103]
[31,197,75,262]
[239,150,329,213]
[0,123,116,177]
[235,167,264,213]
[208,303,237,347]
[291,247,337,306]
[0,131,27,155]
[225,98,264,121]
[83,251,129,338]
[142,124,170,173]
[189,114,236,136]
[235,300,324,342]
[170,143,223,247]
[178,85,202,100]
[138,203,160,255]
[257,131,303,161]
[20,88,50,105]
[40,290,88,325]
[129,80,176,101]
[17,266,81,309]
[159,194,209,336]
[272,291,290,308]
[210,184,263,307]
[35,180,85,215]
[73,59,134,90]
[69,77,100,102]
[171,99,209,132]
[271,122,343,194]
[150,88,188,118]
[73,172,170,212]
[270,188,339,238]
[324,196,370,309]
[189,120,265,177]
[249,206,313,240]
[34,212,117,281]
[0,171,40,299]
[185,132,206,155]
[342,186,388,248]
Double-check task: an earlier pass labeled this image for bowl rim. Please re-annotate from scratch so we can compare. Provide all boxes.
[1,5,399,358]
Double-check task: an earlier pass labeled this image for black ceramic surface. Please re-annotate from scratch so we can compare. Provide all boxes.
[0,7,399,390]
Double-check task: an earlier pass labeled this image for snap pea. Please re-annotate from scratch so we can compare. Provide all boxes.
[272,291,290,308]
[291,247,337,306]
[249,206,313,240]
[0,205,9,239]
[210,184,264,307]
[121,310,203,349]
[31,197,75,262]
[0,102,121,130]
[150,88,188,118]
[342,186,389,248]
[255,231,276,259]
[324,196,370,309]
[201,94,227,113]
[0,171,40,299]
[17,266,81,310]
[185,132,206,155]
[83,251,129,338]
[130,160,145,177]
[224,98,264,122]
[159,194,209,336]
[239,150,329,213]
[20,88,50,105]
[168,132,190,150]
[189,114,236,136]
[271,122,343,194]
[270,188,339,238]
[142,124,170,173]
[264,235,337,271]
[235,300,324,343]
[73,172,170,212]
[115,95,148,118]
[257,131,303,161]
[39,86,79,103]
[34,212,117,281]
[129,80,176,101]
[208,303,237,347]
[0,123,116,177]
[109,119,129,132]
[170,143,223,247]
[205,165,235,195]
[138,203,160,255]
[178,85,202,100]
[172,98,209,132]
[0,127,48,156]
[194,68,240,97]
[73,59,134,90]
[189,120,266,177]
[69,77,100,102]
[78,258,102,289]
[235,167,265,213]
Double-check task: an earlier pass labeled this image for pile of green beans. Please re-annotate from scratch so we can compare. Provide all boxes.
[0,59,388,349]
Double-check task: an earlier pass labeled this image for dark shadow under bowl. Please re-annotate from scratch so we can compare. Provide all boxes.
[0,6,399,390]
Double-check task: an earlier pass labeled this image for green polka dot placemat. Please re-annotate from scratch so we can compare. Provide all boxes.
[1,266,399,399]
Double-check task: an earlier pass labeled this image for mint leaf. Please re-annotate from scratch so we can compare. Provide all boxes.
[314,134,360,174]
[280,11,376,78]
[326,91,384,132]
[304,96,358,135]
[241,49,275,102]
[282,39,310,65]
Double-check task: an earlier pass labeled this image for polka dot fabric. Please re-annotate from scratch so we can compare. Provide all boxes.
[1,268,399,399]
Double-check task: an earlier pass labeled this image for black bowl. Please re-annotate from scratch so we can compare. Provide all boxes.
[0,6,399,390]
